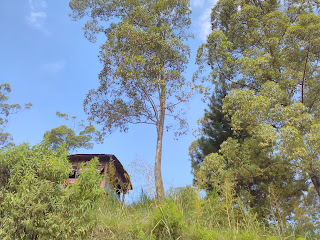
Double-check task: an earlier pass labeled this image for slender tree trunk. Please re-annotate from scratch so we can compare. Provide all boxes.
[155,66,166,201]
[155,122,165,200]
[311,175,320,198]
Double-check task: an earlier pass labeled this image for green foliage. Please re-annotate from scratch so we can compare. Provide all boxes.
[189,81,233,185]
[0,143,103,239]
[70,0,193,199]
[292,186,320,235]
[69,0,192,135]
[171,186,202,223]
[87,185,312,239]
[193,0,320,226]
[0,83,31,150]
[196,0,320,117]
[151,199,185,239]
[43,112,102,152]
[196,82,314,220]
[0,175,299,240]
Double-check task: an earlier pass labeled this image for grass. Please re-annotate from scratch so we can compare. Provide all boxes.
[90,187,317,240]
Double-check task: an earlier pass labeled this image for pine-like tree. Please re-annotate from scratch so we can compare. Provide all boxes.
[189,80,232,183]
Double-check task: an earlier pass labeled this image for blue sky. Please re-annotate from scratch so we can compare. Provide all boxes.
[1,0,216,200]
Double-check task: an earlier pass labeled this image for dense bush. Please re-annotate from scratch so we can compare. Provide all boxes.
[0,143,103,239]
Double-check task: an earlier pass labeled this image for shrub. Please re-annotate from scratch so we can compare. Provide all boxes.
[0,143,103,239]
[151,199,185,240]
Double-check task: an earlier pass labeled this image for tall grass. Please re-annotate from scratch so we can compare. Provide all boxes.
[91,187,316,240]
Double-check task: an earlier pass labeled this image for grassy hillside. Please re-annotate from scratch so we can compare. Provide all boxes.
[0,144,318,239]
[91,188,318,240]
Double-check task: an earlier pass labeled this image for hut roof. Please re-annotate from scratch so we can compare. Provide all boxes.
[67,154,132,193]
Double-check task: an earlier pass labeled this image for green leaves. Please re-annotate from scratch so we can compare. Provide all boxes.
[189,83,233,180]
[194,0,320,222]
[0,143,103,239]
[70,0,192,134]
[43,112,102,152]
[0,83,31,150]
[198,80,320,217]
[70,0,193,199]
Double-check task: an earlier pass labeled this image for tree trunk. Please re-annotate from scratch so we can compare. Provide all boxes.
[155,122,165,200]
[155,66,166,201]
[311,175,320,198]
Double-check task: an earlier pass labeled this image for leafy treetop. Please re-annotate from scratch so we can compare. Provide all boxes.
[43,112,102,152]
[193,0,320,220]
[0,83,31,150]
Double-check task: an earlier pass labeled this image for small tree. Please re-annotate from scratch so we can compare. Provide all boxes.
[0,83,31,149]
[43,112,102,152]
[70,0,192,200]
[189,80,233,186]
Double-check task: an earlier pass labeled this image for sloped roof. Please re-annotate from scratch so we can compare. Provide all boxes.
[67,154,132,193]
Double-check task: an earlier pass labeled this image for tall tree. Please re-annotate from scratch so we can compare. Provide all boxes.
[189,0,240,184]
[0,83,31,150]
[194,0,320,220]
[189,80,233,185]
[69,0,192,200]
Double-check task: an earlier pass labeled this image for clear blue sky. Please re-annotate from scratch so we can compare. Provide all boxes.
[0,0,216,200]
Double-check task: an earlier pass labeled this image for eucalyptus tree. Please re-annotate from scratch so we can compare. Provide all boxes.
[69,0,192,199]
[194,0,320,220]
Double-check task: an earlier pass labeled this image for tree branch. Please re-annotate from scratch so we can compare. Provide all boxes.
[301,43,311,104]
[136,80,159,122]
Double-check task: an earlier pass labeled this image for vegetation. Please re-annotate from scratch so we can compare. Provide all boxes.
[69,0,192,200]
[43,112,102,152]
[192,0,320,227]
[0,144,318,239]
[96,187,318,239]
[0,0,319,239]
[0,143,103,239]
[0,83,31,150]
[189,80,233,186]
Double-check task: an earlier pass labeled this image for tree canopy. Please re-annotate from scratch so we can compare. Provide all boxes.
[193,0,320,221]
[43,112,102,152]
[189,80,233,186]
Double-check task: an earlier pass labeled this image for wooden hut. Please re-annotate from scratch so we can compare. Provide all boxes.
[67,154,132,196]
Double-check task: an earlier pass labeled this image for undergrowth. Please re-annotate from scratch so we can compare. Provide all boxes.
[92,187,317,240]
